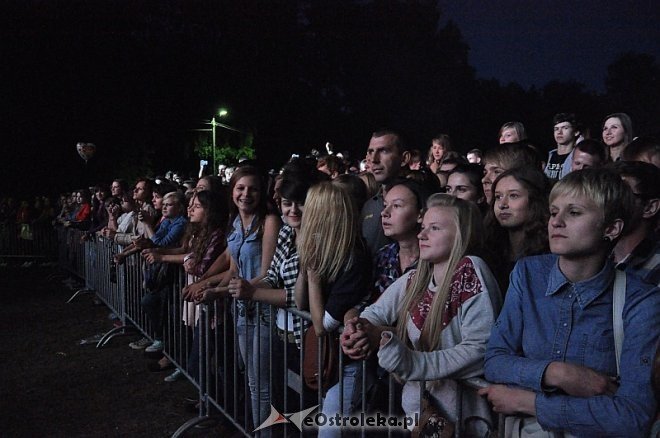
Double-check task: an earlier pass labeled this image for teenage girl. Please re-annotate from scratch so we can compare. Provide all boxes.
[343,194,501,436]
[295,181,372,438]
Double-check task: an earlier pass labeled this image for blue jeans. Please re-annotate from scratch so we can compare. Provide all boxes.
[318,360,362,438]
[140,288,167,339]
[236,308,275,437]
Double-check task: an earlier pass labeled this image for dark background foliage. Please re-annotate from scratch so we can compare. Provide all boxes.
[2,0,659,196]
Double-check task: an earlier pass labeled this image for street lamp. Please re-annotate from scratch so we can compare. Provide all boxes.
[209,110,240,171]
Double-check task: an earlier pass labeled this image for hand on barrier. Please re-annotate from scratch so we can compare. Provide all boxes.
[141,249,162,264]
[194,287,222,304]
[228,277,254,300]
[182,282,204,302]
[478,385,536,415]
[114,253,126,265]
[102,227,116,239]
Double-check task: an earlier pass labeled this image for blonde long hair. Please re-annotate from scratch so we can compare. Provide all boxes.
[298,181,360,284]
[396,194,483,351]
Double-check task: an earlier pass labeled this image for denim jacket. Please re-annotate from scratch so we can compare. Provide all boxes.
[484,254,659,437]
[151,215,187,248]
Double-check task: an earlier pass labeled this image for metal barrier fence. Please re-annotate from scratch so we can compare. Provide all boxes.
[56,226,87,278]
[0,222,58,260]
[56,228,502,437]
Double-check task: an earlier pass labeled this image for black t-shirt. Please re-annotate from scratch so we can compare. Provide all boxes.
[544,151,569,180]
[323,243,372,322]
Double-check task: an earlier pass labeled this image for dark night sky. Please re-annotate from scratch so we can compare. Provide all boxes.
[439,0,660,92]
[2,0,659,197]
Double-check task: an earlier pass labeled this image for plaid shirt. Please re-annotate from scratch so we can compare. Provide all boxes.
[373,242,418,302]
[263,225,308,348]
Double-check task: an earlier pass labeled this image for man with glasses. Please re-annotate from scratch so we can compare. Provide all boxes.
[612,161,660,286]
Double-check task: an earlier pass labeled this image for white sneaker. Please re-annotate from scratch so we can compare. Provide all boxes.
[144,340,163,353]
[129,337,151,350]
[164,369,183,382]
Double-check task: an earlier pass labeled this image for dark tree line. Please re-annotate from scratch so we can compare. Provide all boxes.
[3,0,658,196]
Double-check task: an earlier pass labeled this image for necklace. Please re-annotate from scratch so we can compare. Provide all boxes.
[241,215,255,237]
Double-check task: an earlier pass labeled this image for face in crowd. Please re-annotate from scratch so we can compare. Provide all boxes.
[499,128,519,144]
[381,184,421,241]
[493,176,530,229]
[366,134,403,185]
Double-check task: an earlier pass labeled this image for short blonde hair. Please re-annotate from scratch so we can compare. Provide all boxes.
[549,168,635,233]
[163,191,185,209]
[499,121,527,141]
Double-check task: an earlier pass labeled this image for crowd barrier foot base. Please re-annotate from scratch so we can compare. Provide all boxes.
[66,288,94,303]
[46,272,67,281]
[96,325,137,348]
[171,415,222,438]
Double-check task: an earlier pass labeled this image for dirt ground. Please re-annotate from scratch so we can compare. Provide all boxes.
[0,263,239,437]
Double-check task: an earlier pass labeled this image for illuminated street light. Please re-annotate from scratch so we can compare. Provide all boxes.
[191,108,241,172]
[209,112,240,171]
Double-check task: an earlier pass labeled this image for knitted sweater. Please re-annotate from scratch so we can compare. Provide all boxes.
[362,256,501,431]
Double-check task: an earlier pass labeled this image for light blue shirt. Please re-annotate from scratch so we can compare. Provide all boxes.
[227,215,262,281]
[227,215,265,317]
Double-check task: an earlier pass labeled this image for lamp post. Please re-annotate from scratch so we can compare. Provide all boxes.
[209,109,239,171]
[211,115,218,172]
[193,109,241,173]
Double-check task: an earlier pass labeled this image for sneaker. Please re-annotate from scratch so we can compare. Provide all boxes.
[164,369,183,382]
[144,340,163,353]
[129,337,151,350]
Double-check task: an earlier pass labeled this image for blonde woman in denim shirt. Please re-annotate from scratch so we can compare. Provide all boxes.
[481,169,659,437]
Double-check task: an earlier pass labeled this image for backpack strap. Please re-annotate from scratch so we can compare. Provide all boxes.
[612,270,626,375]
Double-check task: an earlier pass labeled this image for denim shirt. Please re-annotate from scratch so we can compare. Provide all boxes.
[484,254,659,437]
[150,215,187,248]
[227,215,263,316]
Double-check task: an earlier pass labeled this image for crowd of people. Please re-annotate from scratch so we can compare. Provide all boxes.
[33,112,660,437]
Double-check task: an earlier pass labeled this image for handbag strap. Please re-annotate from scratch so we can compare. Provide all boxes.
[612,269,626,375]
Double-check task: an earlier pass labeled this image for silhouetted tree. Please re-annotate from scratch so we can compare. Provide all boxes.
[604,52,660,136]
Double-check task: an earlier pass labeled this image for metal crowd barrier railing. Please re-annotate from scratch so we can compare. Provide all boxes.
[56,226,87,279]
[54,228,503,437]
[171,302,502,438]
[0,222,58,261]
